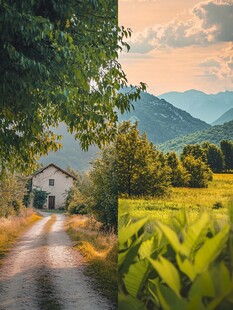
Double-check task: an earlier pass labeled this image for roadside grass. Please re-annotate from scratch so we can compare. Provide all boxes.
[43,214,57,233]
[0,208,41,265]
[39,209,66,214]
[119,173,233,224]
[66,215,117,306]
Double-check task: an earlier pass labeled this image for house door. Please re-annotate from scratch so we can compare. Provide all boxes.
[48,196,55,209]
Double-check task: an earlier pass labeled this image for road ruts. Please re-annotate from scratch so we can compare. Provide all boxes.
[0,213,113,310]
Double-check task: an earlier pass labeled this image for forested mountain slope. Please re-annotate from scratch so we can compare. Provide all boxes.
[159,120,233,153]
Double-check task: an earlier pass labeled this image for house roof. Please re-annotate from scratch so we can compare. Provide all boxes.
[31,163,77,180]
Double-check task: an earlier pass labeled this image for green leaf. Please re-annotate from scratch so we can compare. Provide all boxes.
[118,217,148,244]
[183,212,210,257]
[138,236,157,259]
[124,260,149,297]
[189,269,215,300]
[176,254,196,281]
[118,293,146,310]
[194,225,230,274]
[149,256,181,297]
[157,221,188,256]
[155,282,188,310]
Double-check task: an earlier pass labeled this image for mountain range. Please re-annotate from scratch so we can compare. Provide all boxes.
[118,91,210,144]
[39,90,232,170]
[158,90,233,124]
[212,108,233,126]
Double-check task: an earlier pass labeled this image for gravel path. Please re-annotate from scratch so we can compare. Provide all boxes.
[0,213,113,310]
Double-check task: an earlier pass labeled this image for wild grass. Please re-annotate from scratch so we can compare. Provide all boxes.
[119,174,233,224]
[43,214,57,233]
[0,208,41,265]
[66,215,117,305]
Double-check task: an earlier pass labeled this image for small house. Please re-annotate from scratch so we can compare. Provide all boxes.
[31,163,77,209]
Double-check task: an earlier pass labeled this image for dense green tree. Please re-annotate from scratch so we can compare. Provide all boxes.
[181,144,207,163]
[220,140,233,171]
[202,142,224,173]
[182,155,213,188]
[117,121,170,196]
[0,174,27,217]
[0,0,145,173]
[166,152,189,187]
[90,146,117,231]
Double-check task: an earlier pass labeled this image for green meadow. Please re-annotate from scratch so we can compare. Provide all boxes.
[119,173,233,224]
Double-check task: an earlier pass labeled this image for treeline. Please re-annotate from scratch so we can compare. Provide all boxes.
[159,119,233,153]
[1,121,232,231]
[65,121,233,230]
[117,122,233,195]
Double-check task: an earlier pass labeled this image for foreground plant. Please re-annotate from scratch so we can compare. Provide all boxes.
[118,211,233,309]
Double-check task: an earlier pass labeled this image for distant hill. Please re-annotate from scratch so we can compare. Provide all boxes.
[158,90,233,124]
[212,108,233,126]
[119,91,210,144]
[39,123,100,171]
[158,120,233,153]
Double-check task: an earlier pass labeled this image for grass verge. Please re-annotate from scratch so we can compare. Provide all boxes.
[119,173,233,223]
[0,208,41,265]
[43,214,57,233]
[66,215,117,306]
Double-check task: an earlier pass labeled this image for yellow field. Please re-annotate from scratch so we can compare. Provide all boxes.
[119,174,233,224]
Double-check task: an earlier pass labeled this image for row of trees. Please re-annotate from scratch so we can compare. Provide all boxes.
[65,122,233,230]
[1,121,232,230]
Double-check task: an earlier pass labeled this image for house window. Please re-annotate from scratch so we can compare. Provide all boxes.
[49,179,55,186]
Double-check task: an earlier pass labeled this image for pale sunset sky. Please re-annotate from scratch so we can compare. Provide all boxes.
[119,0,233,95]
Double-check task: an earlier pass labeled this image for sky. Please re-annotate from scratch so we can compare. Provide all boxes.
[119,0,233,95]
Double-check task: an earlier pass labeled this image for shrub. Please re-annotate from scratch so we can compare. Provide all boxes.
[182,155,213,188]
[33,189,48,209]
[213,201,223,209]
[65,186,90,215]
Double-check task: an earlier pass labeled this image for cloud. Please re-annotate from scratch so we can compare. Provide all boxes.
[129,0,233,53]
[199,43,233,81]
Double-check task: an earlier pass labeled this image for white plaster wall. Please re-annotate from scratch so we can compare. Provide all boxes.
[32,166,74,209]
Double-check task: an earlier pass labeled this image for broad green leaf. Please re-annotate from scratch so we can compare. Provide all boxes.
[194,225,230,274]
[124,260,149,297]
[156,221,182,254]
[155,282,188,310]
[119,217,148,244]
[149,256,181,297]
[189,270,215,299]
[176,254,196,281]
[138,236,157,259]
[183,212,210,257]
[206,263,233,309]
[118,293,145,310]
[119,237,143,275]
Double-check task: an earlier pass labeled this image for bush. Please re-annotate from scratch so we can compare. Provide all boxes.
[213,201,223,209]
[33,189,48,209]
[0,173,27,217]
[65,187,90,215]
[182,155,213,188]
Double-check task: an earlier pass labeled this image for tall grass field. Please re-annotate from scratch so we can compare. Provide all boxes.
[119,174,233,224]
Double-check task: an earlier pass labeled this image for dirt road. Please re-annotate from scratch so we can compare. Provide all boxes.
[0,213,113,310]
